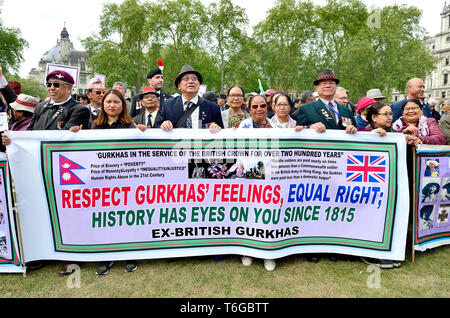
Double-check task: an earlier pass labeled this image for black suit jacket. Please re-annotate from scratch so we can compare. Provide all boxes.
[28,97,90,130]
[133,109,162,128]
[130,91,171,117]
[157,95,224,129]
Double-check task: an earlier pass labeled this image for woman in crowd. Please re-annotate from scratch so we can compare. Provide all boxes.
[271,92,296,128]
[237,94,276,271]
[237,94,275,129]
[9,94,40,131]
[221,85,250,128]
[71,89,139,274]
[362,102,394,136]
[355,97,376,130]
[392,99,446,146]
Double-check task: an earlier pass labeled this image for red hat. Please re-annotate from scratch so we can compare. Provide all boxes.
[356,97,376,114]
[46,70,74,85]
[140,86,159,100]
[8,81,22,95]
[265,89,276,96]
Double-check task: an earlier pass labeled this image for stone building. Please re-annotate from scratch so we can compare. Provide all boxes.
[28,26,91,96]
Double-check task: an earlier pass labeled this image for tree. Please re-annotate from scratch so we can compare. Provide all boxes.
[205,0,248,93]
[82,0,157,91]
[0,11,28,74]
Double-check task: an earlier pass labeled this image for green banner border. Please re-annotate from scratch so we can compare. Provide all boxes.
[41,138,398,253]
[0,162,20,266]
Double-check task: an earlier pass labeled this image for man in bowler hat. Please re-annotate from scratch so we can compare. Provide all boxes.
[296,68,357,134]
[158,65,223,132]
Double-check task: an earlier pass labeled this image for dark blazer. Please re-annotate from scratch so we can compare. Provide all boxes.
[130,91,171,117]
[391,98,431,123]
[157,95,224,129]
[296,99,356,130]
[133,109,162,128]
[28,97,90,130]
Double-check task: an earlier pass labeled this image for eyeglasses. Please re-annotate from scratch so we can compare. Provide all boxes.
[404,106,420,112]
[275,103,290,108]
[181,75,198,82]
[336,96,348,100]
[379,112,394,117]
[90,90,105,95]
[229,94,243,99]
[46,82,68,88]
[251,104,267,109]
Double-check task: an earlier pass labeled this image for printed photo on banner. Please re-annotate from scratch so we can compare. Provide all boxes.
[0,231,7,255]
[437,205,449,224]
[424,159,440,177]
[419,205,435,230]
[0,211,5,224]
[421,177,441,203]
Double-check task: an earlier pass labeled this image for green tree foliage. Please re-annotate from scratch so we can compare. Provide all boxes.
[0,11,28,74]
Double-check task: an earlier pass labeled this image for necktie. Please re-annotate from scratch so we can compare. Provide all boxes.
[93,108,99,117]
[147,114,153,128]
[185,101,193,129]
[46,103,59,120]
[329,102,338,123]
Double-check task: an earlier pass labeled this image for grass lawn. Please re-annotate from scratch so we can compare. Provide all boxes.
[1,245,448,298]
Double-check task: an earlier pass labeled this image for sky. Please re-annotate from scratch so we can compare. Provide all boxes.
[0,0,448,78]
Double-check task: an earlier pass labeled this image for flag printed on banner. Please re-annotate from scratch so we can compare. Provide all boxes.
[346,155,386,183]
[59,155,85,185]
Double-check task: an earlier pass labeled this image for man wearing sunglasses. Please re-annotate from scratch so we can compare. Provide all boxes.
[158,64,223,132]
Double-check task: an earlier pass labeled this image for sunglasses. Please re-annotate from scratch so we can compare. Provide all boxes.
[251,104,267,109]
[46,82,68,88]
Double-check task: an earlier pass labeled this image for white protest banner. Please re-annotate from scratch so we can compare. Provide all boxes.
[0,158,24,273]
[413,145,450,252]
[5,129,409,263]
[46,63,80,89]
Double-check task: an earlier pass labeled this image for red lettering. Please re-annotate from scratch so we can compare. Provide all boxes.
[72,189,81,209]
[62,190,71,208]
[102,187,111,207]
[230,184,239,202]
[111,187,120,206]
[213,184,221,202]
[92,188,101,207]
[135,185,145,205]
[82,188,91,208]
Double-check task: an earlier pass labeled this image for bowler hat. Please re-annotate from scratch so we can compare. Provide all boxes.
[174,65,203,88]
[147,68,162,79]
[46,70,74,85]
[140,86,159,100]
[314,69,340,86]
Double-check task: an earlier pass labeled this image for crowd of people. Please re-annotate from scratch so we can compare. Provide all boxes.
[0,63,446,274]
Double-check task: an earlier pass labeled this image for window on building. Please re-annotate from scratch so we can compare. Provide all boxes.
[446,58,450,66]
[81,62,85,71]
[443,91,446,99]
[80,75,86,84]
[445,74,448,85]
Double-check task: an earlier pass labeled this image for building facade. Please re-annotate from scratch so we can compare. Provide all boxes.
[28,26,91,96]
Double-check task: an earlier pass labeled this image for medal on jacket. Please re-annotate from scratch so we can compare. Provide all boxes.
[52,106,64,121]
[321,108,333,121]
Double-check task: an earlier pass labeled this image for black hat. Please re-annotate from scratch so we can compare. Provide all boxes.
[175,64,203,88]
[314,69,340,86]
[147,68,162,79]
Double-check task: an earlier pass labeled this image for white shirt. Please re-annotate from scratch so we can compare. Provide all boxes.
[181,95,200,128]
[49,95,72,106]
[145,109,159,127]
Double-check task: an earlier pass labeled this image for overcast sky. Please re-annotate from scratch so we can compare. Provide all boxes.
[0,0,447,77]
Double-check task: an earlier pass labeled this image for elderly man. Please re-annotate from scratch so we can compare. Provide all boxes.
[335,87,356,116]
[158,64,223,131]
[133,86,161,128]
[428,97,441,122]
[296,69,357,134]
[1,70,90,275]
[439,99,450,144]
[86,78,105,127]
[391,78,431,122]
[113,81,131,113]
[130,67,171,117]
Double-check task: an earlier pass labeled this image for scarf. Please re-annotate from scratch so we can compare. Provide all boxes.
[392,115,429,137]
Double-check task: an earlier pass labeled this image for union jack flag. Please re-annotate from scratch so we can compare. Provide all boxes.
[346,155,386,183]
